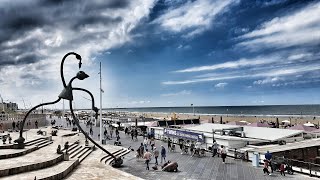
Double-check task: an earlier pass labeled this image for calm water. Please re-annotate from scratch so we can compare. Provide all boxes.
[105,105,320,116]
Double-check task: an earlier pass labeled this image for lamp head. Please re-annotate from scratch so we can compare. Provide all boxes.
[75,54,82,68]
[93,106,99,113]
[76,71,89,80]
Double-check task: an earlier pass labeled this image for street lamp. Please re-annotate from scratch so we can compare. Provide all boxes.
[191,104,195,116]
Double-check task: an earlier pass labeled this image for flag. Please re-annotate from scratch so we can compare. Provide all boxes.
[100,88,104,93]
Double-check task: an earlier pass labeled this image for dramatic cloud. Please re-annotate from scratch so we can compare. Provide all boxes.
[238,2,320,50]
[155,0,238,37]
[0,0,157,108]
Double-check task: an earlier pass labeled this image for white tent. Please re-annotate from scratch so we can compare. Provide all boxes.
[281,120,290,123]
[304,122,315,127]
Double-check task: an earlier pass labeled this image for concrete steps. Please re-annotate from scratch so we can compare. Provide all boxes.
[0,159,80,180]
[102,149,131,165]
[0,154,64,177]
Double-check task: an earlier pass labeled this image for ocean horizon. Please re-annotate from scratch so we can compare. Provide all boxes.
[99,104,320,116]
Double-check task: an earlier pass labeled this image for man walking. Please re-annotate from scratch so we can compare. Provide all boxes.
[265,151,273,173]
[144,149,152,170]
[212,140,218,157]
[153,147,159,165]
[161,145,166,163]
[12,121,16,131]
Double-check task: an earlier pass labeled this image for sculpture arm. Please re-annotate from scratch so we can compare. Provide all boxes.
[19,98,62,138]
[60,52,82,88]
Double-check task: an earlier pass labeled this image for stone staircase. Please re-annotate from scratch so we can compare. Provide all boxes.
[100,148,131,165]
[0,138,94,180]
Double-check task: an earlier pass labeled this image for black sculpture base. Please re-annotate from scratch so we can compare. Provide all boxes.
[111,157,123,168]
[13,136,25,149]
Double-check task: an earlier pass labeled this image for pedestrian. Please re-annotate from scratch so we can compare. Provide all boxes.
[8,134,12,144]
[104,129,108,139]
[212,140,218,157]
[161,145,166,163]
[115,128,119,136]
[16,121,20,130]
[150,138,155,151]
[153,147,159,165]
[144,149,152,170]
[125,127,128,135]
[90,127,93,136]
[280,163,285,176]
[35,120,38,129]
[110,128,113,138]
[220,145,227,163]
[131,130,134,140]
[265,151,273,173]
[263,159,271,175]
[190,142,195,156]
[139,143,145,158]
[12,121,16,130]
[167,138,172,149]
[143,137,148,150]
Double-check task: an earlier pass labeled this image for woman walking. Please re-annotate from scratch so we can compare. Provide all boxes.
[220,145,227,163]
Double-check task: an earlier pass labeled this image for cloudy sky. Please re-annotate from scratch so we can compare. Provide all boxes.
[0,0,319,109]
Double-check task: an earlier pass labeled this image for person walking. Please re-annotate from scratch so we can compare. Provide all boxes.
[280,163,285,176]
[143,137,148,150]
[167,138,172,150]
[220,145,227,163]
[89,127,92,135]
[263,159,271,175]
[12,121,16,131]
[131,130,134,140]
[153,147,159,165]
[143,149,152,170]
[139,143,145,158]
[161,145,166,163]
[265,151,273,173]
[212,140,218,157]
[150,138,155,151]
[35,120,38,129]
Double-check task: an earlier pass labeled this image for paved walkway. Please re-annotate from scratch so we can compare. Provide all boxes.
[52,117,318,180]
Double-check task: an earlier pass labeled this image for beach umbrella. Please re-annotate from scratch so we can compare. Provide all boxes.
[239,120,248,123]
[281,120,290,123]
[288,124,316,132]
[304,122,315,127]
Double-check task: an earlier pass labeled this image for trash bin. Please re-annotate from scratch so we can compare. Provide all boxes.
[252,152,259,167]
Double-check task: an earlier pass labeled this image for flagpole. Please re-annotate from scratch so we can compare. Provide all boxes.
[99,62,103,144]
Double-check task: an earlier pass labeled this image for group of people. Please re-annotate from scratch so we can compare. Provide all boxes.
[136,137,168,171]
[263,151,286,176]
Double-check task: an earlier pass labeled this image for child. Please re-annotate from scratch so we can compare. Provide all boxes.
[263,159,271,175]
[280,163,286,176]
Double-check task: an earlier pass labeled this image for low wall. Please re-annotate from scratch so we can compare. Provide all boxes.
[0,114,47,131]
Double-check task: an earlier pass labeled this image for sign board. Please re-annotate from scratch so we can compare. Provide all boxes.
[164,128,204,142]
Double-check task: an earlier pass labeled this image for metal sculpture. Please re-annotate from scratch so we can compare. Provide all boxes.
[15,52,123,167]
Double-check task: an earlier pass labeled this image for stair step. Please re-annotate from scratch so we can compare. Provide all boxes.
[0,154,64,177]
[0,159,80,180]
[25,138,46,146]
[79,149,93,163]
[68,145,82,156]
[106,149,130,165]
[104,149,128,164]
[37,141,53,149]
[100,149,122,162]
[34,140,50,147]
[70,147,86,159]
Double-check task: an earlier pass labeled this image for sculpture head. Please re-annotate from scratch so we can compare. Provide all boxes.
[76,71,89,80]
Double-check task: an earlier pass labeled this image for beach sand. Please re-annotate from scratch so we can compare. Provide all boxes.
[130,112,319,126]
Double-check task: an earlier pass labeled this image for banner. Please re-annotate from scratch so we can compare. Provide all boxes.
[164,128,204,142]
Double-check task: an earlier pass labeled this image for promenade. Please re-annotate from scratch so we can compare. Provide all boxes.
[52,116,318,180]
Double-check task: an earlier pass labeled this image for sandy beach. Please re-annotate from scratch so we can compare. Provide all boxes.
[130,112,320,126]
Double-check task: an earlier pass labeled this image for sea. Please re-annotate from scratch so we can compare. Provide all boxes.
[104,105,320,117]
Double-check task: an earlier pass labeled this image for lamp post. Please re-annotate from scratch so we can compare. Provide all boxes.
[191,104,194,116]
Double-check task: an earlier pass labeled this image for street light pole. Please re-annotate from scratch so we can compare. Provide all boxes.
[191,104,194,116]
[99,62,103,144]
